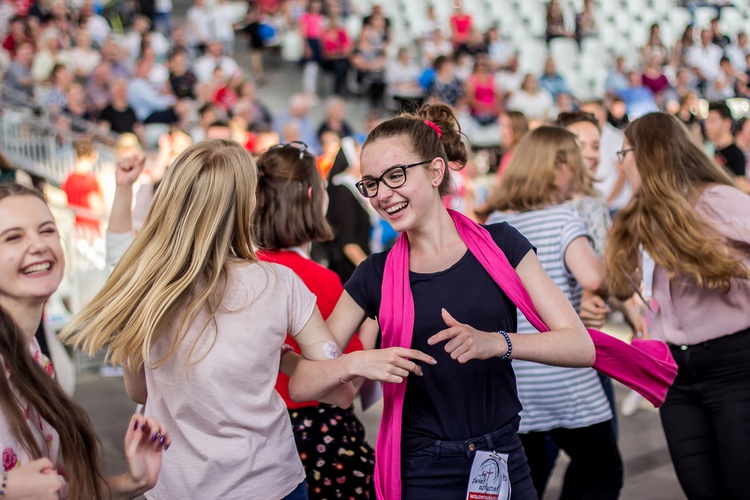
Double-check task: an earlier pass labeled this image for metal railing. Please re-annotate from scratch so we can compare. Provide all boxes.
[0,84,119,186]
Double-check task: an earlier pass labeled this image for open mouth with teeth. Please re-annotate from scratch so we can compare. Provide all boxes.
[22,262,52,275]
[385,202,408,216]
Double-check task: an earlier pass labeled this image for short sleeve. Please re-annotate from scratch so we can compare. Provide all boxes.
[286,270,317,336]
[343,253,385,319]
[559,212,593,278]
[483,221,536,268]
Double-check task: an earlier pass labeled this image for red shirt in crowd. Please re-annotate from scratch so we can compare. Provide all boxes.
[258,249,364,410]
[62,172,102,232]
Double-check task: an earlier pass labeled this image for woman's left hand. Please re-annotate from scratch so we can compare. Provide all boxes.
[428,309,508,363]
[123,414,170,492]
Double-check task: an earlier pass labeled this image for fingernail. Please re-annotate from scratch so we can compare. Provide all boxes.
[133,421,138,431]
[159,436,166,444]
[140,423,146,431]
[164,444,170,451]
[151,433,158,441]
[431,358,437,364]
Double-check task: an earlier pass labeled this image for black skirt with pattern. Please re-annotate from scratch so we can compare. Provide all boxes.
[289,404,376,499]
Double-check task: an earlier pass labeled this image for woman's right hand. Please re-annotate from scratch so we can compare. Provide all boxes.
[5,458,63,499]
[115,154,146,188]
[346,348,436,384]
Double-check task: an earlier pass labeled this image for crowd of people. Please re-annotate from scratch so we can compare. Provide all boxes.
[2,1,750,500]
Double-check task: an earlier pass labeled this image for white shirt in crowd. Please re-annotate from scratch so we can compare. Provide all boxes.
[507,89,554,121]
[685,43,723,81]
[186,5,212,47]
[193,54,239,82]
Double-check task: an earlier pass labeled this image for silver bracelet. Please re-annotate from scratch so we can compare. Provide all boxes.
[499,330,512,360]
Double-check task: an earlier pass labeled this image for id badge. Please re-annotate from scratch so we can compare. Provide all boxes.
[466,450,511,500]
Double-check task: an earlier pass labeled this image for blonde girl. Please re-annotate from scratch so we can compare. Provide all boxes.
[63,140,359,500]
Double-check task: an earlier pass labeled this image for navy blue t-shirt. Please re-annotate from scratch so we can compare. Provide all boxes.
[344,222,535,452]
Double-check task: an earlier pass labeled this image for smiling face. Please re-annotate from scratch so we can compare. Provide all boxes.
[566,120,600,177]
[360,134,443,232]
[0,196,64,312]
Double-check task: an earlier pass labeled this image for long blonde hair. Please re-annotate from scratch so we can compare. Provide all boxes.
[483,126,586,213]
[604,112,749,299]
[62,140,259,369]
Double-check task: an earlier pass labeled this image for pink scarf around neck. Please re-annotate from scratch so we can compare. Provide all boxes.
[376,209,678,500]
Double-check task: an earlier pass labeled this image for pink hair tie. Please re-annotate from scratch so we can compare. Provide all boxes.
[424,120,442,138]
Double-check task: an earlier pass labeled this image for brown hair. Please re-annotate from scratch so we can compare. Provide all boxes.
[605,112,749,299]
[554,111,600,131]
[74,139,95,160]
[503,110,530,151]
[363,103,468,196]
[0,184,104,499]
[483,126,586,213]
[253,145,334,248]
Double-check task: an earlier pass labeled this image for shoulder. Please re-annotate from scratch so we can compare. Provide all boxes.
[699,184,750,211]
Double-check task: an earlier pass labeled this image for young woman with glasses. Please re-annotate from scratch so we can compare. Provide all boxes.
[297,104,598,499]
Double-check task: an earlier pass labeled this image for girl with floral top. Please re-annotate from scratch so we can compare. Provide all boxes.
[0,183,170,499]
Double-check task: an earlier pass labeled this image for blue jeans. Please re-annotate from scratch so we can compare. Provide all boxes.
[282,480,308,500]
[401,417,537,499]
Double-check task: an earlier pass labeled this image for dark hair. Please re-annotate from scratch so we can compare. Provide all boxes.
[720,56,731,64]
[555,111,600,131]
[0,183,105,499]
[199,104,216,117]
[363,103,468,197]
[708,100,733,121]
[49,63,67,82]
[253,146,334,248]
[207,120,231,129]
[433,55,449,71]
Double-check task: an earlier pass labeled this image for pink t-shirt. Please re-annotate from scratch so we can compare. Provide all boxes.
[651,184,750,345]
[299,12,324,39]
[0,338,67,497]
[144,263,315,499]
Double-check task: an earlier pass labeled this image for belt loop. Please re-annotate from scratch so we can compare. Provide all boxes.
[433,440,442,463]
[485,433,494,451]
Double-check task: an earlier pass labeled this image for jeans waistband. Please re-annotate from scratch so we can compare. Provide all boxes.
[406,416,520,460]
[668,325,750,352]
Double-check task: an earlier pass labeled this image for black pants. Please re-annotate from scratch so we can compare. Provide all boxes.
[324,58,349,96]
[520,420,622,500]
[660,327,750,500]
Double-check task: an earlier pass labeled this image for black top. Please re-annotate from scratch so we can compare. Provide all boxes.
[169,72,198,99]
[345,222,534,452]
[715,143,746,177]
[100,105,139,134]
[326,182,371,283]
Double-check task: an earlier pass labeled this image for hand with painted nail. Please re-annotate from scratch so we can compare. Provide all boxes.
[428,309,509,364]
[344,347,436,384]
[119,414,171,496]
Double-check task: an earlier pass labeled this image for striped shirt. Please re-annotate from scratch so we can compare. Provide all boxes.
[488,204,613,433]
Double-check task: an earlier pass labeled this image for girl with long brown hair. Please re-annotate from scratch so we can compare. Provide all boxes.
[605,112,750,499]
[0,183,169,499]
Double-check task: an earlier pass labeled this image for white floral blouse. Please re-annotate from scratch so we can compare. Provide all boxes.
[1,337,67,497]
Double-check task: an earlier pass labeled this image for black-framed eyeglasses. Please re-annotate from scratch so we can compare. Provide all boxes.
[616,148,634,163]
[269,140,308,159]
[355,160,432,198]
